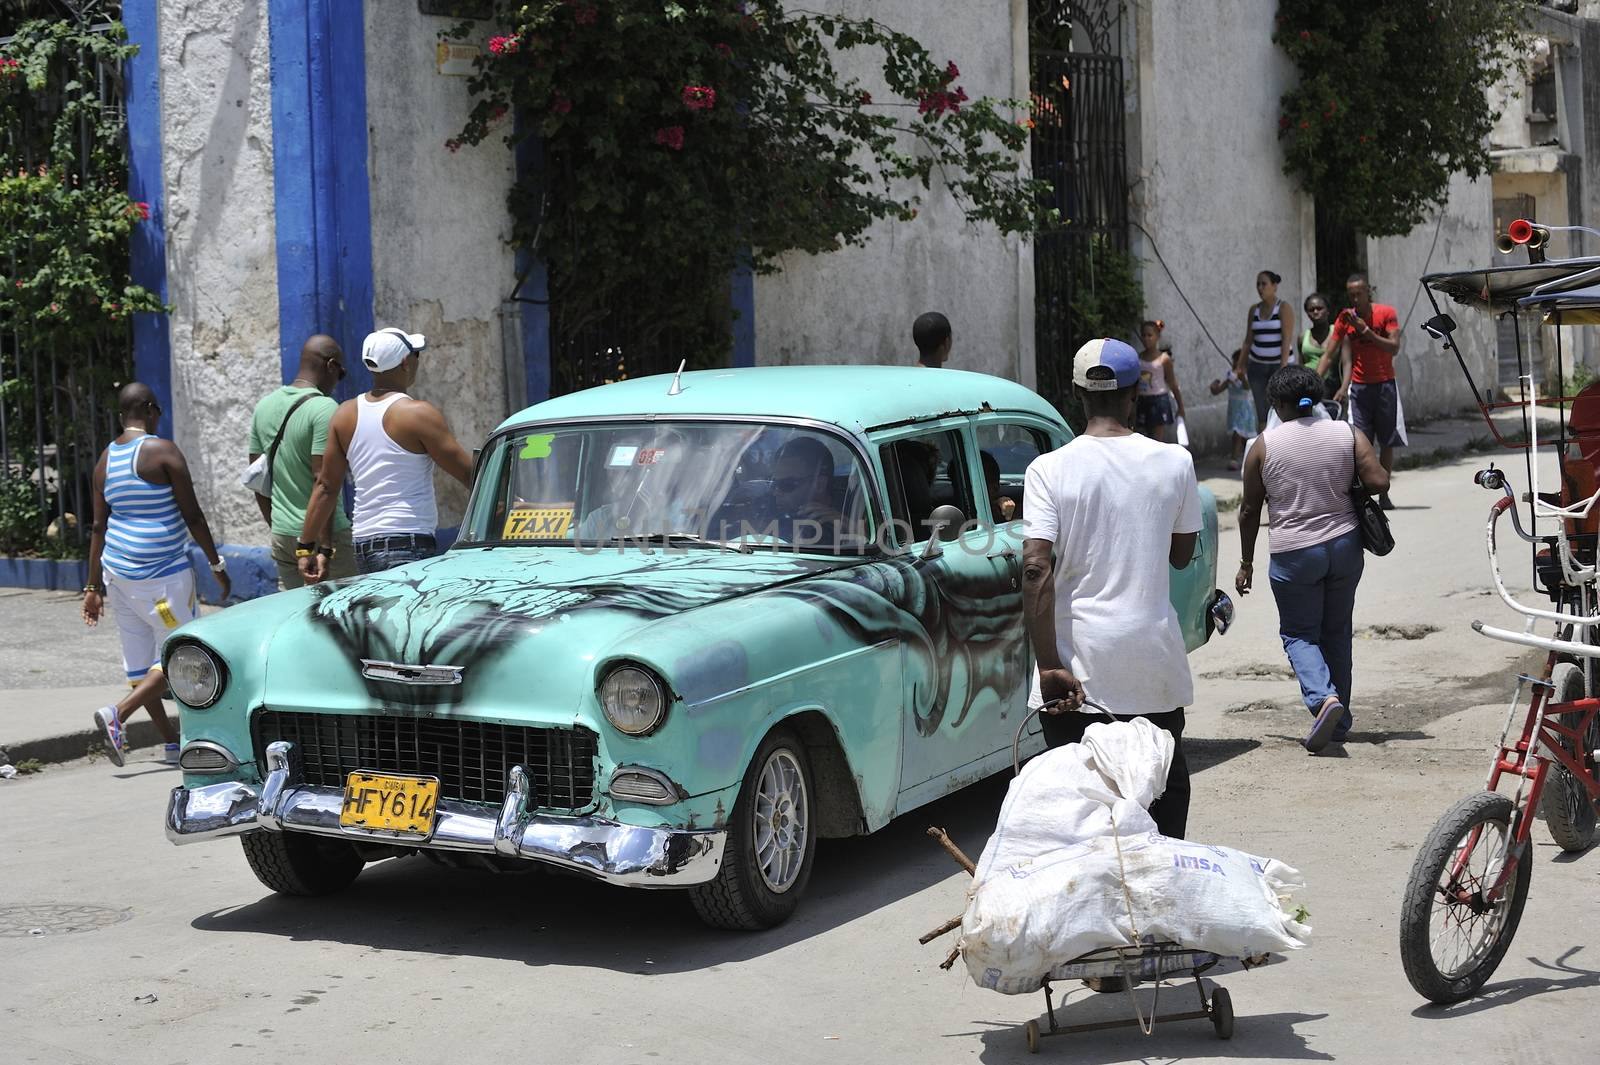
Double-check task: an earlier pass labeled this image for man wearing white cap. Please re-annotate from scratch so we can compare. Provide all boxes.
[297,327,474,579]
[1020,337,1202,840]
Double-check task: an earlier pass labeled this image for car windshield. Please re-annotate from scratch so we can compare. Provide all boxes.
[458,421,877,554]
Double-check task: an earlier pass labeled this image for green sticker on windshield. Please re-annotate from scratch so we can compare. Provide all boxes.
[519,433,555,460]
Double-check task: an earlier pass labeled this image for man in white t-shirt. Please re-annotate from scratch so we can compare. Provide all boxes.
[1021,337,1203,839]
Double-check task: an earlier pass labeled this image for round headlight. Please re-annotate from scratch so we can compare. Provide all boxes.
[599,666,666,735]
[167,643,223,708]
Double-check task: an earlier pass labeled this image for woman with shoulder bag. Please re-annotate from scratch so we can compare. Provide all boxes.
[1235,365,1389,753]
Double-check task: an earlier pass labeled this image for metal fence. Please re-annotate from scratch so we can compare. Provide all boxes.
[1029,49,1129,411]
[0,20,131,556]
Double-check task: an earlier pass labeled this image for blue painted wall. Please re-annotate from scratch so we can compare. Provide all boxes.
[123,0,172,437]
[267,0,375,396]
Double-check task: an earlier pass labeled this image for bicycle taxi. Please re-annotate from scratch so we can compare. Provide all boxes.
[1400,219,1600,1003]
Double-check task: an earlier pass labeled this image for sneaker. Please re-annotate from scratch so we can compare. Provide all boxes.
[163,743,181,766]
[1304,697,1346,754]
[92,705,126,768]
[1379,493,1395,511]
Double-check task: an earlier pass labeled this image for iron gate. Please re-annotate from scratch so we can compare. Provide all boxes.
[1029,48,1129,412]
[0,15,132,557]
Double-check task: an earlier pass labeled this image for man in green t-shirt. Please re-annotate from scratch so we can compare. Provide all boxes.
[248,335,357,589]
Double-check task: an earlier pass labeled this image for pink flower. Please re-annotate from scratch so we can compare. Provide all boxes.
[682,85,716,111]
[48,302,59,312]
[488,35,520,56]
[654,125,685,151]
[945,60,959,82]
[13,280,22,289]
[858,90,872,106]
[715,43,733,59]
[551,94,572,115]
[135,200,150,220]
[1299,29,1310,40]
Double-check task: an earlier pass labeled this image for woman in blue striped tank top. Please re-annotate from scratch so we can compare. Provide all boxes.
[1237,270,1295,434]
[83,384,230,768]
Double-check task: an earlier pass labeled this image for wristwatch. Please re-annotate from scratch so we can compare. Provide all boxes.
[317,544,337,558]
[294,539,316,559]
[209,557,228,574]
[82,581,105,595]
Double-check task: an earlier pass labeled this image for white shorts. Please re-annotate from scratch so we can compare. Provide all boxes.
[105,568,197,683]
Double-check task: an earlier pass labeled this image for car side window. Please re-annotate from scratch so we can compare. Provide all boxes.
[975,422,1051,523]
[879,428,975,546]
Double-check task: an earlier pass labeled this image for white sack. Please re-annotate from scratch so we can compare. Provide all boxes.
[959,719,1310,995]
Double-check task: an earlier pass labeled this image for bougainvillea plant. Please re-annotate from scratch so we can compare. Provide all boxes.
[0,8,167,554]
[1273,0,1524,237]
[450,0,1052,361]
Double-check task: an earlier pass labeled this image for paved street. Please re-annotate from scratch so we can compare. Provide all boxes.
[4,451,1599,1064]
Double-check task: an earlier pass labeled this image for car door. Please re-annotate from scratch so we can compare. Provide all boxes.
[873,420,1029,795]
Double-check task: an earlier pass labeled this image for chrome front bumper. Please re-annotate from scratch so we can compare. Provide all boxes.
[165,741,725,888]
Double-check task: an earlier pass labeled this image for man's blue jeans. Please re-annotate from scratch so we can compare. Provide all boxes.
[354,532,437,574]
[1268,528,1364,734]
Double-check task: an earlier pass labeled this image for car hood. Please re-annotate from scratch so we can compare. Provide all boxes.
[263,546,849,713]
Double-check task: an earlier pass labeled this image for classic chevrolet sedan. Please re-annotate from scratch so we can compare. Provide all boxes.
[164,366,1228,928]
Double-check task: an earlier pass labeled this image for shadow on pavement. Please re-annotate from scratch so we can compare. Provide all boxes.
[189,735,1262,970]
[1409,946,1599,1018]
[970,1004,1333,1063]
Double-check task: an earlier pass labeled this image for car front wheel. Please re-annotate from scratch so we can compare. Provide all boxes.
[690,728,816,930]
[240,831,365,896]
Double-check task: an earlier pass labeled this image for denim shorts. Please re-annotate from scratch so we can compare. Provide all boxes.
[354,533,437,574]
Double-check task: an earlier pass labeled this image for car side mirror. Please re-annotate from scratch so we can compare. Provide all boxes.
[919,504,966,559]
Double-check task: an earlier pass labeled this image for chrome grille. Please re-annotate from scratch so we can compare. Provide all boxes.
[253,710,598,810]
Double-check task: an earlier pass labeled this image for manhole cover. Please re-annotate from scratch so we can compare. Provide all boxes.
[0,904,133,937]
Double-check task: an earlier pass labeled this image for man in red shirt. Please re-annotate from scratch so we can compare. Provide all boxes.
[1330,273,1403,509]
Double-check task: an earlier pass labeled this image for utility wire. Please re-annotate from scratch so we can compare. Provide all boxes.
[1130,219,1236,368]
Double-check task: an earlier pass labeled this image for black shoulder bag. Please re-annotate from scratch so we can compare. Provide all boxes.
[1350,425,1394,556]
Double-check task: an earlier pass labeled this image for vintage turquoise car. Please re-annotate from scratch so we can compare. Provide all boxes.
[164,366,1228,928]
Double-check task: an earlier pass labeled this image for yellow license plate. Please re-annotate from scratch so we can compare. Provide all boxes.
[339,772,440,835]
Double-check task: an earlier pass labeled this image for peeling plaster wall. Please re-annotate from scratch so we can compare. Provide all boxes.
[1131,0,1493,449]
[159,0,281,547]
[1366,171,1496,421]
[751,0,1034,383]
[1128,0,1307,453]
[364,5,518,527]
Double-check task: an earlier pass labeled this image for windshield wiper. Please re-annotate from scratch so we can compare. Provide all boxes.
[610,533,753,554]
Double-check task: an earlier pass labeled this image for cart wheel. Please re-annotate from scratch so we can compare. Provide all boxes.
[1210,987,1234,1040]
[1024,1019,1040,1054]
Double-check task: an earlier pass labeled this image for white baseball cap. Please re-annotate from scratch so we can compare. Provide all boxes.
[361,328,428,373]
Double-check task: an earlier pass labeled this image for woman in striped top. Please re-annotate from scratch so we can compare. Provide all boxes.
[83,383,230,768]
[1237,270,1295,433]
[1235,366,1389,754]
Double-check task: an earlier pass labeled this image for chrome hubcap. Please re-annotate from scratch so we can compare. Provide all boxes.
[753,749,808,893]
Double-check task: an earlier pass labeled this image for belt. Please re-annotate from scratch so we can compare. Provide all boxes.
[356,533,437,549]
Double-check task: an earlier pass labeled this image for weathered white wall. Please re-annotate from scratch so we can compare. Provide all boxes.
[1366,170,1496,420]
[752,0,1034,383]
[160,0,281,547]
[364,4,518,527]
[1128,0,1308,452]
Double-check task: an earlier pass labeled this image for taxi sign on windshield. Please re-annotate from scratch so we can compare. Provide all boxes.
[503,503,574,539]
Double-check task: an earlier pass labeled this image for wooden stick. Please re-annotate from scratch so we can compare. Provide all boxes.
[918,914,963,945]
[940,945,961,970]
[926,826,976,876]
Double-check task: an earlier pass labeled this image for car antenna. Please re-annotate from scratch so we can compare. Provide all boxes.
[667,359,686,396]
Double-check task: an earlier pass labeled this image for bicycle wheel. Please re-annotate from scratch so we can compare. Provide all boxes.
[1539,663,1598,852]
[1399,791,1531,1004]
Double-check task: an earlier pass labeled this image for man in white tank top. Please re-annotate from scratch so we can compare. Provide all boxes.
[297,328,474,580]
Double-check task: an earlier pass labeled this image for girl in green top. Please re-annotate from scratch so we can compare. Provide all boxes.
[1299,293,1343,407]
